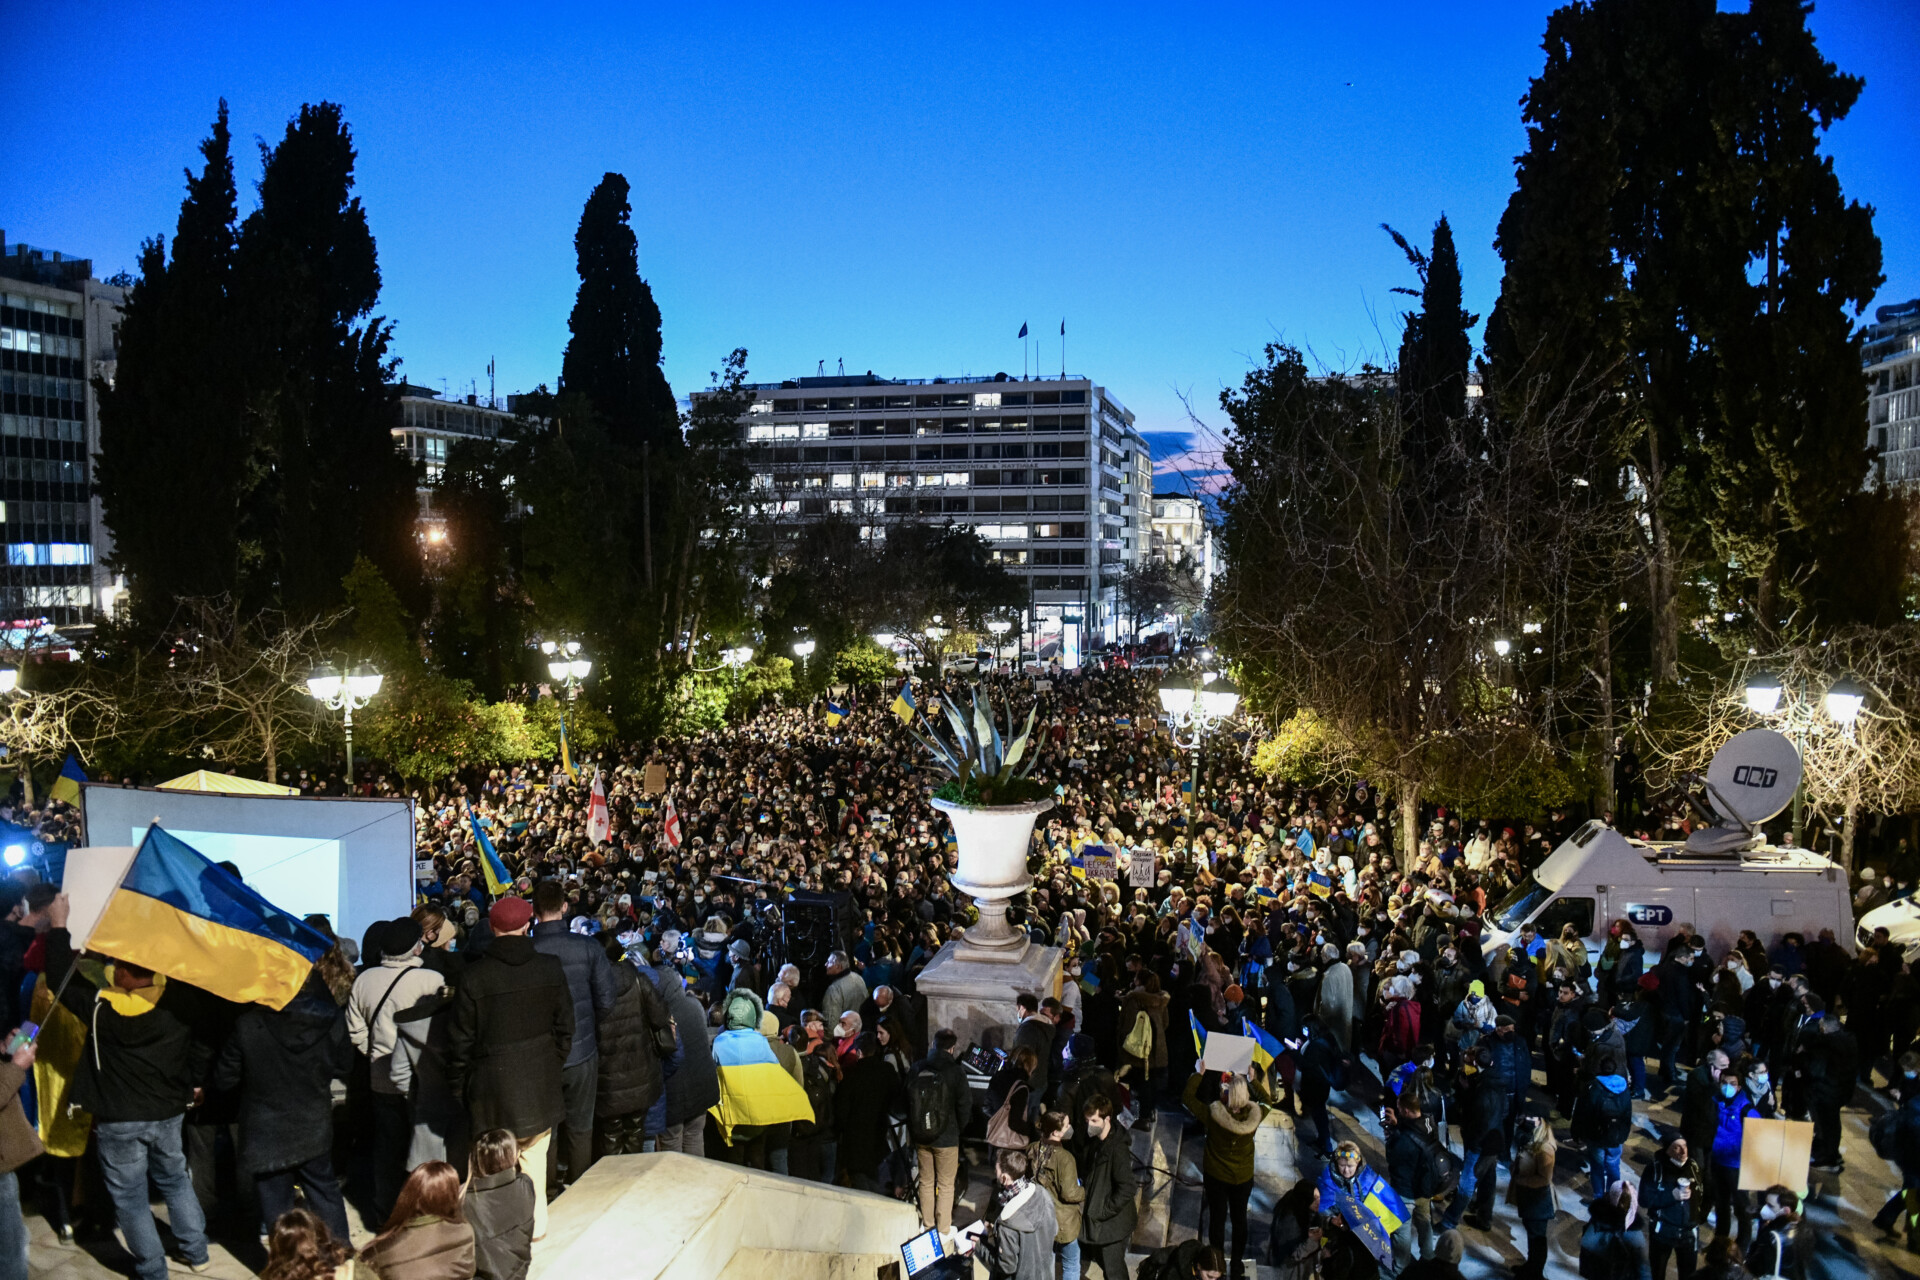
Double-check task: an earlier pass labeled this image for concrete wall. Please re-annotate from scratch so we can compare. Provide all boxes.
[529,1153,922,1280]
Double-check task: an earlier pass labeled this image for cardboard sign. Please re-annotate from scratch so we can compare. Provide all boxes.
[1081,851,1118,881]
[414,859,436,884]
[643,762,668,796]
[1737,1117,1813,1195]
[1128,850,1158,888]
[1199,1031,1257,1075]
[1033,679,1053,692]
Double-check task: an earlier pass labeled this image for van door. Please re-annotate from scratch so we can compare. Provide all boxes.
[1616,886,1694,958]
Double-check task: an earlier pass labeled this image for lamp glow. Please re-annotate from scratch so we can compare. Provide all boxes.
[345,663,384,701]
[792,640,817,659]
[2,845,23,868]
[1824,675,1865,726]
[305,664,343,702]
[1157,676,1196,718]
[1744,671,1784,716]
[1492,639,1512,657]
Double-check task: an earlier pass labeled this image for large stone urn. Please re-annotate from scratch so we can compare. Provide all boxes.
[914,795,1061,1052]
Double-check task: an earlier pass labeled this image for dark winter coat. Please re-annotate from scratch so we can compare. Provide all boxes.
[530,919,618,1068]
[1639,1154,1706,1243]
[212,983,352,1174]
[834,1053,899,1177]
[650,972,718,1129]
[444,935,574,1138]
[906,1047,974,1149]
[594,961,674,1121]
[464,1166,535,1280]
[1079,1123,1139,1246]
[46,928,217,1123]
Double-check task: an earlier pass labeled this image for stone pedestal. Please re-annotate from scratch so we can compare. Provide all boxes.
[914,939,1064,1054]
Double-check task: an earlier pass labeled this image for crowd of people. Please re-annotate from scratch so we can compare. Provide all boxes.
[0,663,1912,1280]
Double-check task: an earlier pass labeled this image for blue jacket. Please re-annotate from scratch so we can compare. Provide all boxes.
[1711,1089,1767,1169]
[531,919,618,1067]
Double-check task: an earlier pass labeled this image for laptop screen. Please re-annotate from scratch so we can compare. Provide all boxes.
[900,1228,945,1275]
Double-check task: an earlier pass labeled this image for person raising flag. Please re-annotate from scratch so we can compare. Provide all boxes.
[891,680,917,724]
[586,770,610,845]
[662,795,685,850]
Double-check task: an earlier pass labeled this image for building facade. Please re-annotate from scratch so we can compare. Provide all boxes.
[1150,493,1214,595]
[1867,298,1920,486]
[391,382,519,544]
[0,235,124,630]
[708,372,1153,651]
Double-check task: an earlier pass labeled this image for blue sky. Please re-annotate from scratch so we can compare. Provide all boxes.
[5,2,1914,491]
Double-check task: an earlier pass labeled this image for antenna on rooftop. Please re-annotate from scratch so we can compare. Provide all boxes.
[817,360,826,376]
[838,358,845,376]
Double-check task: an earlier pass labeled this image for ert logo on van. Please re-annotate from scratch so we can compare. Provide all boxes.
[1732,765,1779,788]
[1624,903,1673,927]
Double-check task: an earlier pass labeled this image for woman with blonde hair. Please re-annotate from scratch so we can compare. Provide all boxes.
[1507,1113,1558,1280]
[1184,1071,1269,1273]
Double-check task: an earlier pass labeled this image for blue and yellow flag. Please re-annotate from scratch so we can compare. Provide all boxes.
[1307,870,1333,899]
[466,801,512,898]
[49,753,85,806]
[558,720,580,784]
[1189,1009,1206,1057]
[710,1027,814,1143]
[81,826,330,1009]
[826,700,849,728]
[1243,1016,1281,1071]
[891,681,917,723]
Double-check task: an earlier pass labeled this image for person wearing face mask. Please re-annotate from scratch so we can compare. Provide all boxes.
[1745,1185,1808,1280]
[1641,1133,1706,1280]
[1792,1007,1856,1172]
[1681,1050,1731,1167]
[1707,1054,1773,1251]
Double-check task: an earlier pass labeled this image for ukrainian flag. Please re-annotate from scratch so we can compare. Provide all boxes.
[826,700,849,728]
[1307,870,1333,899]
[82,826,330,1010]
[466,801,512,898]
[49,753,85,806]
[1243,1016,1281,1071]
[558,720,580,783]
[709,1027,814,1143]
[891,681,917,723]
[1190,1009,1206,1057]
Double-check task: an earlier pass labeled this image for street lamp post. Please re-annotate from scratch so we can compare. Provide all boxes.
[792,638,816,686]
[987,619,1011,671]
[307,662,384,784]
[1742,669,1865,847]
[542,640,593,700]
[1156,672,1241,833]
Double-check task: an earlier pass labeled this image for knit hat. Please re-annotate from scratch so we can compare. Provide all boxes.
[723,988,765,1031]
[488,897,534,933]
[1225,984,1244,1004]
[1467,980,1485,999]
[1066,1032,1096,1064]
[381,917,423,959]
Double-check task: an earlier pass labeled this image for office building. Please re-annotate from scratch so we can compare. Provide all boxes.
[1150,492,1215,595]
[0,234,125,630]
[1866,298,1920,486]
[705,372,1153,652]
[392,380,517,506]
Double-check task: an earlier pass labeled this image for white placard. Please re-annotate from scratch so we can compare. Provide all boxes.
[1199,1031,1257,1075]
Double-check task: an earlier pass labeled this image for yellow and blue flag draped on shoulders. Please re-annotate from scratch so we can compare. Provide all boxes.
[49,753,86,806]
[709,1028,813,1143]
[826,700,849,728]
[466,801,512,898]
[1190,1009,1206,1057]
[1316,1163,1406,1267]
[1243,1016,1281,1071]
[891,681,917,723]
[83,826,331,1010]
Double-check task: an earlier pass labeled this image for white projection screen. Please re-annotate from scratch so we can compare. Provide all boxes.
[80,784,415,947]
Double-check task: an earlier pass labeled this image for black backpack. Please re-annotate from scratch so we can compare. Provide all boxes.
[907,1064,954,1145]
[794,1052,836,1138]
[1591,1081,1633,1145]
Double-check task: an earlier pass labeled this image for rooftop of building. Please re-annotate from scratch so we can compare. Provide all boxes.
[732,371,1098,392]
[0,234,94,291]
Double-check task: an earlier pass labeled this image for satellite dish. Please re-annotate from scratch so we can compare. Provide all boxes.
[1704,728,1802,827]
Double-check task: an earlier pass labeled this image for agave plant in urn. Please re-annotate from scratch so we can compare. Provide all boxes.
[909,684,1053,960]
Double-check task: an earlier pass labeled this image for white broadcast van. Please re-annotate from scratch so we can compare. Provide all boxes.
[1480,728,1855,965]
[1856,894,1920,962]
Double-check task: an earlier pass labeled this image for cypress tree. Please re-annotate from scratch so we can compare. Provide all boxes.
[238,102,420,619]
[1386,215,1477,477]
[95,102,249,626]
[559,173,678,451]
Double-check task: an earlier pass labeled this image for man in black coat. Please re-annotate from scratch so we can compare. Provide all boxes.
[444,896,573,1239]
[1078,1093,1137,1280]
[213,969,354,1242]
[592,938,676,1156]
[646,964,718,1157]
[1796,1011,1858,1171]
[529,880,617,1191]
[1011,993,1059,1110]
